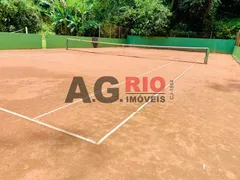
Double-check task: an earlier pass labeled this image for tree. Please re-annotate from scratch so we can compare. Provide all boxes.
[218,0,240,18]
[91,0,135,23]
[38,0,98,35]
[118,0,172,36]
[172,0,220,31]
[0,0,42,33]
[215,19,240,39]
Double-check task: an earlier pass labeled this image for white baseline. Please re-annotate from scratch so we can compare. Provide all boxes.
[0,107,97,144]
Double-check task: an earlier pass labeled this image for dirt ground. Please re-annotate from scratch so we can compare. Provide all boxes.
[0,49,240,180]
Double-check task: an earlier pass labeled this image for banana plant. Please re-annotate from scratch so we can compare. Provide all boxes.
[67,11,81,35]
[39,0,97,35]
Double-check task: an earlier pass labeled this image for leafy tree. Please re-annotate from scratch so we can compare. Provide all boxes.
[118,0,172,36]
[1,0,239,39]
[215,19,240,39]
[218,0,240,18]
[0,0,42,33]
[171,0,221,31]
[39,0,98,35]
[91,0,135,23]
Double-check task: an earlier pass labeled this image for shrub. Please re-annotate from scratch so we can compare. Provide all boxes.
[119,0,172,36]
[214,19,240,39]
[0,0,42,33]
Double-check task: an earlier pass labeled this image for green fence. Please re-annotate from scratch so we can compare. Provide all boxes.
[0,32,42,50]
[127,36,235,54]
[0,32,236,54]
[232,46,240,62]
[46,35,127,48]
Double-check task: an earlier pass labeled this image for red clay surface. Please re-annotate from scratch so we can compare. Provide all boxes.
[0,49,240,180]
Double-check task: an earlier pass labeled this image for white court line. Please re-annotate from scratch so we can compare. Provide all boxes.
[0,107,97,144]
[0,61,172,145]
[96,57,203,145]
[33,61,173,120]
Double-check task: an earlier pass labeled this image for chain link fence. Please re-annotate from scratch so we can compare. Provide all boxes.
[84,24,239,41]
[98,24,129,39]
[167,31,215,39]
[83,24,129,39]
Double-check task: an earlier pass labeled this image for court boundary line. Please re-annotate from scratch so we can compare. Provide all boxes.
[33,61,173,120]
[0,61,173,145]
[0,57,202,145]
[0,107,97,144]
[96,57,202,145]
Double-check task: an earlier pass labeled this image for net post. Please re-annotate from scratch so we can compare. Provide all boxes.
[66,39,68,50]
[204,48,210,64]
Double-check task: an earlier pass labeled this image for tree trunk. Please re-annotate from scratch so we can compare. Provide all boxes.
[203,0,214,31]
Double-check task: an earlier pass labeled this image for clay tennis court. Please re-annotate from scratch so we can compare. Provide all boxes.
[0,48,240,179]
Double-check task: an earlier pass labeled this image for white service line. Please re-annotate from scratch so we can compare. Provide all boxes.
[0,107,97,144]
[96,58,203,145]
[33,61,173,120]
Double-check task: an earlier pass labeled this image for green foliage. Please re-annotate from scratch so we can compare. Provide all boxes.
[0,0,42,33]
[38,22,55,35]
[36,0,171,36]
[119,0,172,36]
[218,0,240,18]
[1,0,239,39]
[175,0,221,31]
[91,0,135,23]
[215,19,240,39]
[38,0,98,36]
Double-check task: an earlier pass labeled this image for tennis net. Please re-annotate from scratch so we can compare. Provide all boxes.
[66,38,209,64]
